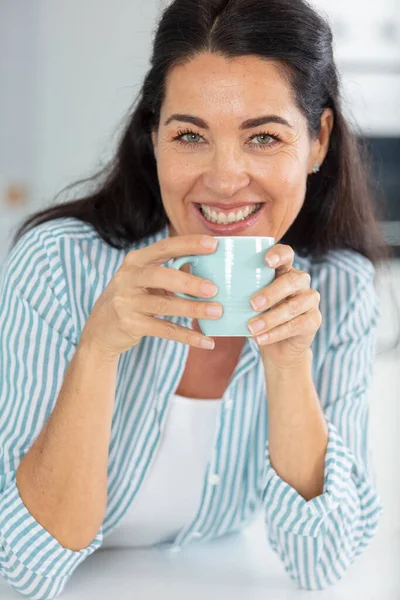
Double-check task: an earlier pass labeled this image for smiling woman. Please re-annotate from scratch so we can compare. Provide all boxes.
[0,0,394,599]
[149,53,334,239]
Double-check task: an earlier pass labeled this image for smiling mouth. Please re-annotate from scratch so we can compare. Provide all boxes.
[197,203,262,224]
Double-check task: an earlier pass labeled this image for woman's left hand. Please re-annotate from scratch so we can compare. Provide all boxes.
[248,244,322,369]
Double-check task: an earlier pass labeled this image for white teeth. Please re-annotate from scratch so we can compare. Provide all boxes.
[200,203,261,224]
[218,212,228,224]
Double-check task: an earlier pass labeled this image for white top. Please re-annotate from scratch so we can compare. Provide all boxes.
[102,393,223,548]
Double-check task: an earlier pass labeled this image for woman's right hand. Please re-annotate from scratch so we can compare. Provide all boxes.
[80,235,222,360]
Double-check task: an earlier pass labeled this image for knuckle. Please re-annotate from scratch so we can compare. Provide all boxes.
[285,245,295,260]
[315,309,322,327]
[154,295,169,314]
[288,271,299,291]
[288,317,299,333]
[111,295,126,318]
[113,268,126,288]
[181,273,195,295]
[313,290,321,304]
[190,301,203,318]
[304,272,311,285]
[188,331,198,346]
[162,321,176,340]
[288,296,301,316]
[124,249,139,266]
[157,239,171,256]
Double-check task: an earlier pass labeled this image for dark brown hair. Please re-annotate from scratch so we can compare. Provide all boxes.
[13,0,391,267]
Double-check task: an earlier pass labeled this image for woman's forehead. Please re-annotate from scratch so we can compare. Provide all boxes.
[162,54,298,126]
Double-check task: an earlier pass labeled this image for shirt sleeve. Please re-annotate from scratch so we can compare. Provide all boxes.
[261,264,382,590]
[0,226,103,600]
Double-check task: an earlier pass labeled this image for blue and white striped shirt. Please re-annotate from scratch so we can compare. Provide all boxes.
[0,217,382,599]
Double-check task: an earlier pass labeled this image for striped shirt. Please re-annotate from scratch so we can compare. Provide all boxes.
[0,217,382,599]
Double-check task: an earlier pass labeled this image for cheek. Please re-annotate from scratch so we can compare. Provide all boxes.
[263,153,307,202]
[158,154,196,191]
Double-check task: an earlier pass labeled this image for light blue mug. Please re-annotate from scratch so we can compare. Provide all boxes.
[170,236,276,337]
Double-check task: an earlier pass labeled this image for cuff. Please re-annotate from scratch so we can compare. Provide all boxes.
[0,477,103,579]
[261,422,354,537]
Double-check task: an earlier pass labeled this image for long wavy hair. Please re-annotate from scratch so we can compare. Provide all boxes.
[13,0,391,267]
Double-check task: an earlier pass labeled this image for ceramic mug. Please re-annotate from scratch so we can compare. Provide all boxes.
[170,236,276,336]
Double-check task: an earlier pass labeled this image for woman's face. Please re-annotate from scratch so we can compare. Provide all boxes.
[151,53,333,240]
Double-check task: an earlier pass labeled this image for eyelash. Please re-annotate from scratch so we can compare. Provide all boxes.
[171,127,282,150]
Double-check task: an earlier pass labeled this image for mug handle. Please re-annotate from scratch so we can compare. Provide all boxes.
[170,256,200,299]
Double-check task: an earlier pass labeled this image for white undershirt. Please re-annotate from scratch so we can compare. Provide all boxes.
[102,393,223,548]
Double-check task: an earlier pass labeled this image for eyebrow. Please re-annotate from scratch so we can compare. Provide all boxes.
[163,113,293,130]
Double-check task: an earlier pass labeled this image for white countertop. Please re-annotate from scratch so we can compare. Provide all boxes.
[1,516,399,599]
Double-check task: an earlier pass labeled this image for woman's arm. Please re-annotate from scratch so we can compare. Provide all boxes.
[264,348,328,501]
[0,227,114,600]
[16,335,118,552]
[260,273,382,590]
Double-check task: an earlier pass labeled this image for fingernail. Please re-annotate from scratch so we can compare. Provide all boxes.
[201,281,218,296]
[201,237,218,249]
[266,253,279,267]
[248,319,265,334]
[251,295,267,311]
[200,337,215,349]
[206,304,223,318]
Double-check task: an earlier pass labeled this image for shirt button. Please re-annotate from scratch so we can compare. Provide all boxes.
[191,531,203,538]
[208,473,220,485]
[168,545,182,553]
[224,398,233,410]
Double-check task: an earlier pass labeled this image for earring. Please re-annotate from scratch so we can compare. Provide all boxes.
[312,163,320,174]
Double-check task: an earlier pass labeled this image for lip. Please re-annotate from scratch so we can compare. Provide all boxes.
[192,202,265,234]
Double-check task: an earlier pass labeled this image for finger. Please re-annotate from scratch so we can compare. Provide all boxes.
[250,268,311,312]
[248,290,320,336]
[127,235,218,267]
[133,314,215,350]
[264,244,295,270]
[126,265,219,299]
[255,309,322,345]
[134,292,224,321]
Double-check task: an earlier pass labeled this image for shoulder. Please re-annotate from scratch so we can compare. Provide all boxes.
[2,217,169,335]
[3,217,104,294]
[5,217,167,288]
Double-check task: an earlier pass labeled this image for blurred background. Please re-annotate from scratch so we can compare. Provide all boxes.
[0,0,399,533]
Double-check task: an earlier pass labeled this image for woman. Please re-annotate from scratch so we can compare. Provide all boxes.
[0,0,390,598]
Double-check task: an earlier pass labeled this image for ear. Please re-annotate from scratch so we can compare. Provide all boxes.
[151,130,158,162]
[308,108,334,174]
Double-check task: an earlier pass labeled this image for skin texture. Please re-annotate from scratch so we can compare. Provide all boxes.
[151,52,333,368]
[151,52,332,244]
[151,53,333,499]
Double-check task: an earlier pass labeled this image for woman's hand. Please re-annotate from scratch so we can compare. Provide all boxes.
[80,235,222,360]
[247,244,321,369]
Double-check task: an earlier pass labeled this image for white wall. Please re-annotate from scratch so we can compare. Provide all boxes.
[0,1,39,262]
[34,0,159,207]
[309,0,400,136]
[0,0,159,263]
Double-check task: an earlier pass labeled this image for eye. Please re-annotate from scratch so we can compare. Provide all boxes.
[171,128,282,149]
[172,128,205,146]
[248,132,281,149]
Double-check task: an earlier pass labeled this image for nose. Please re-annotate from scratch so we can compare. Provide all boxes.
[202,146,251,198]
